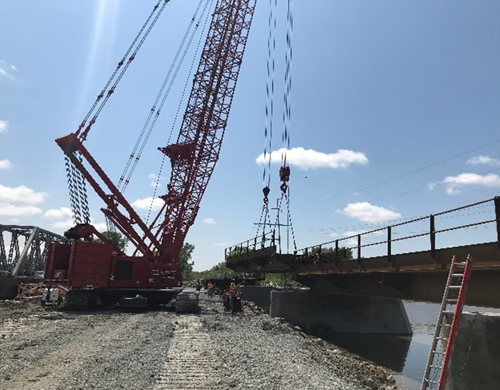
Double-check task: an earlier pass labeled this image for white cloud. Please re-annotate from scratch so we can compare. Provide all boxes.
[339,202,401,224]
[132,197,164,210]
[50,219,106,233]
[466,155,500,166]
[0,60,18,81]
[213,242,230,247]
[0,203,42,217]
[342,232,359,246]
[439,173,500,196]
[43,207,73,219]
[0,184,47,205]
[148,173,164,188]
[93,222,108,232]
[0,120,8,134]
[0,159,12,170]
[203,218,216,225]
[446,187,461,196]
[256,147,368,171]
[50,219,74,231]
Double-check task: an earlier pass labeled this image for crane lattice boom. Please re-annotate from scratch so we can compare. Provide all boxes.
[158,0,257,261]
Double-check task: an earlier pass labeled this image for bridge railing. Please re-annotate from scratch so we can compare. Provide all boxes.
[297,197,500,262]
[225,231,277,261]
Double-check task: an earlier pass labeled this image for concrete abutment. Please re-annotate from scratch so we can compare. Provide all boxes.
[269,290,412,335]
[448,312,500,390]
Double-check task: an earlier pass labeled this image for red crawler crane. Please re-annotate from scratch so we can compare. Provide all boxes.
[43,0,257,309]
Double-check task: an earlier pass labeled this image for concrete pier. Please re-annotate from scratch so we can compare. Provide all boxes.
[448,312,500,390]
[237,286,278,308]
[270,290,412,335]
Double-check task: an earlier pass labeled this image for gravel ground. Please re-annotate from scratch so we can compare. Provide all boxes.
[199,295,397,390]
[0,300,174,390]
[0,295,397,390]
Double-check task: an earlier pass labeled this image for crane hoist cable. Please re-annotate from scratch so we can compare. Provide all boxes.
[77,0,171,141]
[76,1,166,138]
[278,0,296,254]
[66,0,171,225]
[117,0,213,195]
[146,0,216,226]
[255,0,277,242]
[106,0,213,232]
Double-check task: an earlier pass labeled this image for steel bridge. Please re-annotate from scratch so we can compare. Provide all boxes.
[0,225,68,277]
[226,197,500,308]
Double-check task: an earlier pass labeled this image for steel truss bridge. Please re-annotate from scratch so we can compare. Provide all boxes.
[226,197,500,308]
[0,225,68,277]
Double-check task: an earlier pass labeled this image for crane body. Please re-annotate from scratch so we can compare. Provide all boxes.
[43,0,257,309]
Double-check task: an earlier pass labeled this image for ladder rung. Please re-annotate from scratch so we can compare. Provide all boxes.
[451,273,463,277]
[454,262,467,267]
[449,286,461,289]
[446,298,458,303]
[436,336,448,341]
[443,310,455,315]
[424,378,439,384]
[430,364,443,369]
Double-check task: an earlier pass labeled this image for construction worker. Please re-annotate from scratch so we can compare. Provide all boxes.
[207,282,214,297]
[314,251,320,264]
[229,281,237,294]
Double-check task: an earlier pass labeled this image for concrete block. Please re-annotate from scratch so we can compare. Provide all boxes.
[237,286,278,308]
[270,290,412,335]
[448,312,500,390]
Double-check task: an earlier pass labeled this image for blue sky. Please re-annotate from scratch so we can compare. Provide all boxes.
[1,0,500,271]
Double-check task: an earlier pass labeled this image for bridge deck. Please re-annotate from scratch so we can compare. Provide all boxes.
[226,241,500,274]
[226,242,500,308]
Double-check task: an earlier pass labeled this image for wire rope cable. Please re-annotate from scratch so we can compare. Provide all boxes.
[117,0,211,194]
[256,0,278,241]
[145,0,216,226]
[66,0,171,226]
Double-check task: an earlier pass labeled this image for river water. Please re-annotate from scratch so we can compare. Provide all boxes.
[318,301,500,390]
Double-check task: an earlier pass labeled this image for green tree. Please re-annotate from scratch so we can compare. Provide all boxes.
[97,231,128,252]
[178,242,195,280]
[308,246,353,260]
[191,261,237,280]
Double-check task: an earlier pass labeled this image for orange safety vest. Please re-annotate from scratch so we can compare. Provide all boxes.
[229,283,237,293]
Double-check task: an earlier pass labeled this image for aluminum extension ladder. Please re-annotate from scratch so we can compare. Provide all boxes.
[421,254,473,390]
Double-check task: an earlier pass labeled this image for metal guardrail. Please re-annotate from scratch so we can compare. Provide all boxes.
[225,231,277,261]
[226,197,500,264]
[297,197,500,262]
